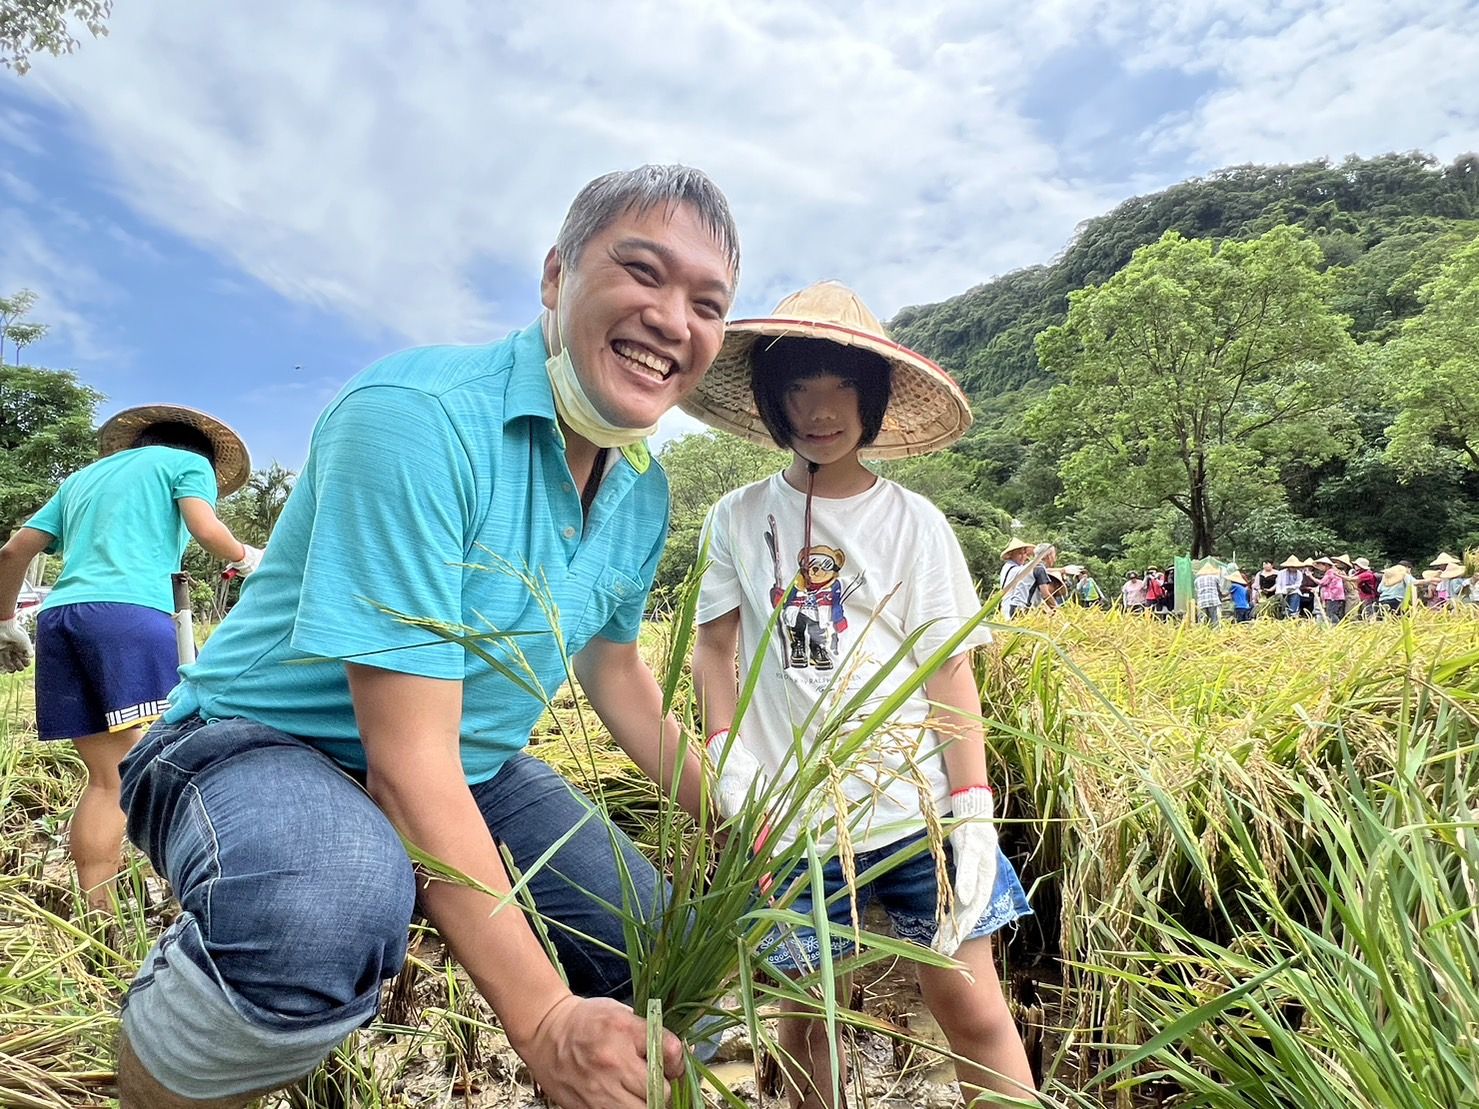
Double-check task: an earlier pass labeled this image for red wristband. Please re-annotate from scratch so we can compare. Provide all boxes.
[950,784,992,798]
[706,728,731,745]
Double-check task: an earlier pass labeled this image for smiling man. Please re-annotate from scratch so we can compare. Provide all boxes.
[114,166,739,1109]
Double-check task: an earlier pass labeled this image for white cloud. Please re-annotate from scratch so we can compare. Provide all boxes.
[7,0,1476,362]
[0,207,125,368]
[1123,0,1479,167]
[11,0,1122,342]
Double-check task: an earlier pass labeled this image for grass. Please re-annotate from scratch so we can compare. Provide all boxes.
[0,606,1476,1105]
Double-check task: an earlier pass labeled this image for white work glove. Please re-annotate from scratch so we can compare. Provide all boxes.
[933,785,1000,956]
[705,728,765,821]
[0,617,34,673]
[228,544,264,576]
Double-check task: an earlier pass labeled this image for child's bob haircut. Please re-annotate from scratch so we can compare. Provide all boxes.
[750,336,892,452]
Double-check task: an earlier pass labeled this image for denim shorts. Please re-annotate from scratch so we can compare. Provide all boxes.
[117,713,665,1099]
[763,831,1031,973]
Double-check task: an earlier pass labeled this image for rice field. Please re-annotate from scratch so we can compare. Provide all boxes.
[1,607,1476,1107]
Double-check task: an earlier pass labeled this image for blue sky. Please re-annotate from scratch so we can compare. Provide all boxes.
[2,0,1476,470]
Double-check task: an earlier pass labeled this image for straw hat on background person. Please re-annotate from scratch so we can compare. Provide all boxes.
[1354,557,1372,570]
[1381,565,1411,588]
[1000,538,1034,560]
[1229,572,1249,586]
[1440,563,1466,580]
[97,403,252,497]
[1431,552,1459,567]
[1333,553,1353,567]
[1195,560,1220,575]
[1421,569,1445,583]
[681,281,972,460]
[1280,556,1307,569]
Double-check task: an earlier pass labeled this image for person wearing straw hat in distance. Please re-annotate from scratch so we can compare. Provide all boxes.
[108,167,737,1109]
[998,537,1036,619]
[1438,561,1469,608]
[1352,557,1380,618]
[1274,556,1305,618]
[1228,571,1253,622]
[1378,563,1418,615]
[688,282,1034,1109]
[1193,560,1224,627]
[0,405,260,911]
[1319,555,1354,626]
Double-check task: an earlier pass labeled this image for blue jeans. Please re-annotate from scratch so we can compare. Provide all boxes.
[118,714,661,1098]
[763,832,1031,973]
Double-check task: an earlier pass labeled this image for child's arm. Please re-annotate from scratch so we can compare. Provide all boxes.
[924,652,990,793]
[693,610,741,739]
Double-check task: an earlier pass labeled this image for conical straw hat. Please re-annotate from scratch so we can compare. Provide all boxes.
[1381,565,1409,587]
[1280,556,1306,569]
[97,403,251,496]
[1000,538,1033,559]
[1440,563,1465,580]
[681,281,972,460]
[1431,552,1458,567]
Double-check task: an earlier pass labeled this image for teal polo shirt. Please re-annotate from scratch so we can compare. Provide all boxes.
[26,446,218,614]
[166,322,670,783]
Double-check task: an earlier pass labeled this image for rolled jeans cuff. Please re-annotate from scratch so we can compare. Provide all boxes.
[122,916,374,1099]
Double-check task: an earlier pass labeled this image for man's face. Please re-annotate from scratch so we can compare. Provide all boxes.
[541,202,734,430]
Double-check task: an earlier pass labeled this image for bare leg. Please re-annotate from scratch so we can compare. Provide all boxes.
[778,986,848,1109]
[69,727,142,911]
[916,937,1035,1107]
[117,1030,294,1108]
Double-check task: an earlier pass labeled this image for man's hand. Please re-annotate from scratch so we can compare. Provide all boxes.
[0,618,33,673]
[228,544,264,576]
[933,785,1000,956]
[523,995,685,1109]
[705,728,764,820]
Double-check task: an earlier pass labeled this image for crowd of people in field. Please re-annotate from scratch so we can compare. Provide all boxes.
[999,540,1477,625]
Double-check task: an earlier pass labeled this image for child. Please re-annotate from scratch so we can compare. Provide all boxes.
[0,404,260,908]
[686,282,1034,1108]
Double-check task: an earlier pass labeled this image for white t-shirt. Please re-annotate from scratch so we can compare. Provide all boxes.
[697,473,991,852]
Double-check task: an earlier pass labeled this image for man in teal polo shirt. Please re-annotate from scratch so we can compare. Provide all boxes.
[115,165,739,1109]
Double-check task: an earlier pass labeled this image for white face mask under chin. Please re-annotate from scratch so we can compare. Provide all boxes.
[544,311,659,449]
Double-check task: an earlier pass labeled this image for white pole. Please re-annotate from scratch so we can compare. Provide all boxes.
[172,572,196,665]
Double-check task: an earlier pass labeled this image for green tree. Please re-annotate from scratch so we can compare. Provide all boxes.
[1380,233,1479,476]
[0,364,102,534]
[1029,226,1357,557]
[2,0,111,73]
[0,289,39,364]
[651,431,786,606]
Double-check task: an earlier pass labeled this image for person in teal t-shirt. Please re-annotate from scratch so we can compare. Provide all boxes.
[0,405,259,909]
[107,167,741,1109]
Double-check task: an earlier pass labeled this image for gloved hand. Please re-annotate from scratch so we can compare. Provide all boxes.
[933,785,1000,956]
[228,544,264,576]
[0,617,35,673]
[705,728,765,821]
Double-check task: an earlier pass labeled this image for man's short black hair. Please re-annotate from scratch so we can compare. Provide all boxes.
[134,420,218,466]
[750,337,891,451]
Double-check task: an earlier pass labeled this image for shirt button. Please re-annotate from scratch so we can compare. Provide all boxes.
[563,526,576,540]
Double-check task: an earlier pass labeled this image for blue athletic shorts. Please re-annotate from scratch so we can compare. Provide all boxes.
[35,602,179,740]
[763,831,1032,973]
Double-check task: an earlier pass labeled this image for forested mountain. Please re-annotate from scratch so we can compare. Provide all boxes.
[868,152,1479,575]
[892,153,1479,395]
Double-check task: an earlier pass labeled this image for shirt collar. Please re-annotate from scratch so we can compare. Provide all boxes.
[503,319,557,424]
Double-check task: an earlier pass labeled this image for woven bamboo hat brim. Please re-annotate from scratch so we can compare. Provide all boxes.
[1229,572,1249,586]
[1000,538,1034,559]
[97,404,251,496]
[680,281,972,460]
[1431,551,1459,567]
[1280,556,1307,569]
[1381,566,1409,587]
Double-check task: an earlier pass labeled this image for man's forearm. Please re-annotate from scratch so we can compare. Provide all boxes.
[367,767,571,1052]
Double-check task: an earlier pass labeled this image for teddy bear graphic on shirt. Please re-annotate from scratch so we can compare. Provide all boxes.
[780,545,854,670]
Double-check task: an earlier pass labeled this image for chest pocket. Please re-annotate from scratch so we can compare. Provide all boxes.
[572,565,645,645]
